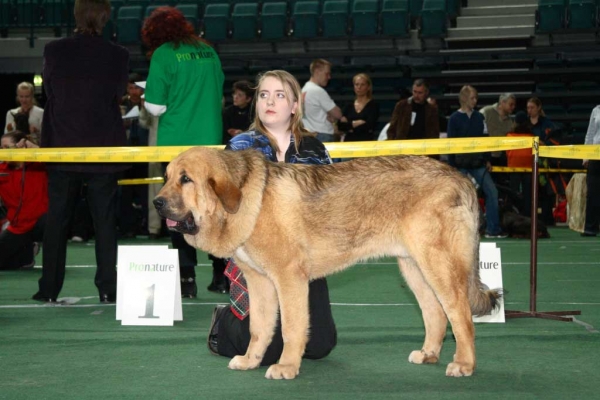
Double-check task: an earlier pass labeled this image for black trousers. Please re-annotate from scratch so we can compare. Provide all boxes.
[37,170,119,298]
[0,214,45,270]
[216,278,337,366]
[509,173,532,217]
[119,162,149,235]
[584,160,600,234]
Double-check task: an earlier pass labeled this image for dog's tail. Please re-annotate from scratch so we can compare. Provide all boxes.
[468,242,503,317]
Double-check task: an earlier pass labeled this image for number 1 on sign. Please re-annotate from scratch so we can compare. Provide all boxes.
[140,284,159,319]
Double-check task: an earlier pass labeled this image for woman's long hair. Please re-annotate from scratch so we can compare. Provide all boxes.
[249,70,315,154]
[527,97,546,118]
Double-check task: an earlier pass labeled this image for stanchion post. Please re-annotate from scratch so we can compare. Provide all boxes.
[505,137,581,321]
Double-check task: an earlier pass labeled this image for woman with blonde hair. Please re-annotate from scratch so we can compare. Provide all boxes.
[207,70,337,364]
[4,82,44,141]
[338,73,380,142]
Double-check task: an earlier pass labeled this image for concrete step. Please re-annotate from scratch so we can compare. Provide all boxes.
[456,14,535,29]
[447,25,535,38]
[461,5,538,17]
[439,46,528,54]
[469,0,537,7]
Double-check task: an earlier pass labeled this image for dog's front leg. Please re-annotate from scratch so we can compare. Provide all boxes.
[228,266,279,371]
[265,271,309,380]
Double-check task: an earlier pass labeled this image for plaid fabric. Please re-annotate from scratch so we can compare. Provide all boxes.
[224,260,249,320]
[224,130,332,320]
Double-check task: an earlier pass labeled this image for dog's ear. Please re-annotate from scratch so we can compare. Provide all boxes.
[208,177,242,214]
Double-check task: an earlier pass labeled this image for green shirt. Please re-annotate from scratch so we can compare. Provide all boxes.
[145,41,224,146]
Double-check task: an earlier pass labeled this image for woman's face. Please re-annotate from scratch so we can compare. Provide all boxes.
[527,102,541,118]
[353,76,370,97]
[256,76,297,131]
[463,91,478,111]
[17,87,34,111]
[1,136,16,149]
[232,89,252,108]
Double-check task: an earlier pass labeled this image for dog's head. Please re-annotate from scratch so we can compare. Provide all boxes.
[11,111,30,134]
[153,147,242,236]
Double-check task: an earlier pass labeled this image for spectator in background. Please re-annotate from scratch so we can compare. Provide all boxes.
[447,85,507,239]
[222,80,255,144]
[338,73,380,142]
[527,97,556,145]
[506,111,534,216]
[4,82,44,143]
[33,0,129,303]
[0,131,46,271]
[387,79,440,144]
[581,105,600,237]
[142,6,226,297]
[481,93,516,166]
[301,59,343,143]
[119,73,150,238]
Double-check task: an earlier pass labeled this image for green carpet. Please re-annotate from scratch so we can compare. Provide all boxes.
[1,227,598,399]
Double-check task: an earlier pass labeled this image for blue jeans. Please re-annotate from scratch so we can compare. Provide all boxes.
[459,167,501,235]
[315,132,334,143]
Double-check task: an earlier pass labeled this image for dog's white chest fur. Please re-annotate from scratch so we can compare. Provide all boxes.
[234,247,265,275]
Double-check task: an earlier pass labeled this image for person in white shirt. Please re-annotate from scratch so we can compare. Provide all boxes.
[581,105,600,237]
[301,59,342,143]
[4,82,44,142]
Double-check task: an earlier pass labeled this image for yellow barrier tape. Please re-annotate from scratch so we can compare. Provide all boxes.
[0,137,533,162]
[539,144,600,160]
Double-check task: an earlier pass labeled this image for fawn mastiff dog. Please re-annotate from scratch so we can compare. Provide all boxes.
[153,147,500,380]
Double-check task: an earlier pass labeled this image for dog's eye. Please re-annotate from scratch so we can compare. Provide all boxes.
[180,174,192,184]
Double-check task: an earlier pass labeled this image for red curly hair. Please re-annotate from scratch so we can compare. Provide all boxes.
[141,7,210,58]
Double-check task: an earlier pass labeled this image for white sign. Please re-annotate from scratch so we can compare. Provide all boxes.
[116,246,183,326]
[473,243,505,323]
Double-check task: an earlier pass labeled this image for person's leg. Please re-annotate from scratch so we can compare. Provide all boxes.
[147,163,164,236]
[584,160,600,234]
[0,230,31,270]
[472,168,502,235]
[207,255,229,293]
[170,231,198,297]
[85,172,119,300]
[37,170,79,300]
[304,278,337,359]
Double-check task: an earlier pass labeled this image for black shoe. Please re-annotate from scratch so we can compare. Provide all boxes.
[32,292,57,303]
[207,275,230,294]
[581,232,597,237]
[207,305,227,356]
[99,293,116,303]
[181,278,198,298]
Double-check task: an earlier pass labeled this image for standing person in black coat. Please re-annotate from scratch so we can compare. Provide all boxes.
[32,0,129,303]
[338,73,380,142]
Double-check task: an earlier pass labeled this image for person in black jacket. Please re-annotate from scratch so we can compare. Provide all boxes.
[221,80,255,144]
[338,73,380,142]
[32,0,129,303]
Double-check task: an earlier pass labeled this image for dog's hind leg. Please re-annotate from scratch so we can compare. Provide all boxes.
[413,250,476,377]
[228,267,279,372]
[398,256,448,365]
[264,269,310,380]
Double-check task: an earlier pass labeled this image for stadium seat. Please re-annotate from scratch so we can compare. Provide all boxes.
[42,0,68,27]
[543,104,567,117]
[102,6,116,41]
[13,0,43,26]
[117,6,143,44]
[261,2,288,40]
[567,0,597,29]
[176,4,199,31]
[351,0,379,36]
[322,0,349,37]
[291,1,320,38]
[420,0,447,38]
[568,103,596,114]
[145,5,167,18]
[536,0,566,32]
[380,0,410,37]
[570,81,600,92]
[231,3,258,40]
[446,0,459,17]
[409,0,424,14]
[202,3,230,42]
[536,82,568,93]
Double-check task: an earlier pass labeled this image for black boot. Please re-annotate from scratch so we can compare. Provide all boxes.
[181,277,198,298]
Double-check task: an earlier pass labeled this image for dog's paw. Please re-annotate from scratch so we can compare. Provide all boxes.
[408,350,439,364]
[228,355,259,371]
[445,362,474,377]
[265,363,299,380]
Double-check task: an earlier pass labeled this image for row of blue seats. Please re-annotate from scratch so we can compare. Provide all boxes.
[111,0,456,44]
[537,0,600,31]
